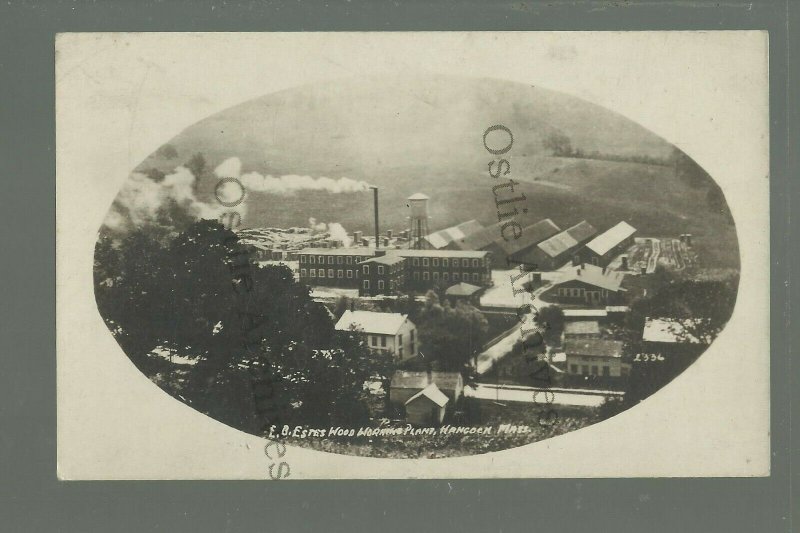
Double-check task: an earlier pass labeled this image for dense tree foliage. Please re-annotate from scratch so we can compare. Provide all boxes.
[94,220,392,434]
[416,291,489,371]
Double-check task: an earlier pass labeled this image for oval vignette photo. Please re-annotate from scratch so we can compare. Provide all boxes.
[92,75,740,459]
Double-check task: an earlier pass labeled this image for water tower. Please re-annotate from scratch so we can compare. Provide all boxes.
[407,192,430,249]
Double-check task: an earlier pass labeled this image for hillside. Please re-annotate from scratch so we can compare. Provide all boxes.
[130,74,738,269]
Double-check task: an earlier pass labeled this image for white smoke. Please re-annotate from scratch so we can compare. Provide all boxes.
[242,172,371,195]
[308,218,352,247]
[211,156,370,195]
[327,223,352,247]
[104,165,245,232]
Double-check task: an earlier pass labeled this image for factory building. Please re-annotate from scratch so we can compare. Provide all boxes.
[547,263,627,307]
[298,247,492,295]
[492,218,562,269]
[298,248,375,288]
[521,220,598,271]
[359,253,406,297]
[576,221,637,268]
[394,249,492,291]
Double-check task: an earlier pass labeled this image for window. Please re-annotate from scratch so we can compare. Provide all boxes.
[472,259,479,267]
[413,258,419,266]
[591,365,598,375]
[472,273,479,282]
[337,256,342,264]
[328,256,334,265]
[318,269,325,278]
[337,270,343,278]
[581,365,589,375]
[443,273,449,281]
[378,280,385,289]
[433,258,439,267]
[327,269,334,278]
[301,268,307,277]
[310,268,316,277]
[300,256,307,263]
[463,271,469,280]
[309,256,315,264]
[389,281,393,290]
[398,334,403,346]
[433,272,439,280]
[318,256,324,264]
[346,256,352,264]
[370,335,377,346]
[347,270,353,278]
[423,272,430,280]
[363,280,370,289]
[363,265,370,274]
[443,259,449,267]
[413,272,420,280]
[570,364,578,374]
[380,336,387,347]
[422,258,429,266]
[602,366,610,377]
[454,273,460,281]
[462,259,469,267]
[378,265,384,274]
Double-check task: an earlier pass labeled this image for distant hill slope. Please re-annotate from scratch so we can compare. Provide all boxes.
[134,74,738,269]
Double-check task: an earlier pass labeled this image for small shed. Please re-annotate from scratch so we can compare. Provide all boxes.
[389,371,464,408]
[404,383,449,426]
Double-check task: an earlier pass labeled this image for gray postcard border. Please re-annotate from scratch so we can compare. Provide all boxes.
[0,1,793,531]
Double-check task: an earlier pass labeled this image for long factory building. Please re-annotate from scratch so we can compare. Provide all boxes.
[297,247,492,297]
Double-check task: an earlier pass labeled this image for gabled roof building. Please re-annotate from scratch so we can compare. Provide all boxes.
[577,221,637,267]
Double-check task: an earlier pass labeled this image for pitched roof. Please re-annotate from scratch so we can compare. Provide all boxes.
[585,221,637,256]
[449,222,504,251]
[537,221,597,258]
[445,282,482,297]
[499,219,562,257]
[335,310,411,335]
[642,318,708,344]
[425,220,485,249]
[405,383,449,407]
[566,220,598,243]
[390,370,463,391]
[408,192,430,201]
[558,263,626,292]
[564,338,624,358]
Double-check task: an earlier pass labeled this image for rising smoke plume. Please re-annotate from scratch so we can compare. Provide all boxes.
[103,166,245,234]
[308,217,352,247]
[103,155,368,235]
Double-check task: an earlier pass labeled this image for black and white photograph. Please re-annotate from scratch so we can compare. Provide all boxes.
[56,31,770,479]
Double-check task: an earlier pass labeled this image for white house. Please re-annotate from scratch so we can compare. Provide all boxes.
[335,310,418,361]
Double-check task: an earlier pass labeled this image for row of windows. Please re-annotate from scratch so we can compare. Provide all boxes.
[363,280,398,290]
[570,364,612,376]
[299,255,486,268]
[410,257,485,268]
[411,271,485,283]
[363,264,401,275]
[558,287,606,298]
[301,268,355,279]
[300,255,369,265]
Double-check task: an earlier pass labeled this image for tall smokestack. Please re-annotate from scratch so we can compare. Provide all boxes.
[370,186,380,250]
